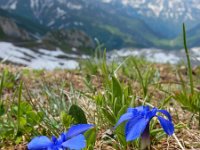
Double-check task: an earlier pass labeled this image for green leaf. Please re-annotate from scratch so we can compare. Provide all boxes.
[101,107,116,125]
[116,105,128,120]
[20,101,33,113]
[27,111,42,125]
[15,136,22,144]
[113,97,122,116]
[85,128,96,149]
[37,112,44,122]
[69,104,87,124]
[115,124,127,148]
[0,103,5,116]
[112,76,122,101]
[19,117,27,128]
[60,111,74,128]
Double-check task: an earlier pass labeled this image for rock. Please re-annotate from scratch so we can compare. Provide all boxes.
[0,16,30,40]
[101,129,115,140]
[42,29,95,52]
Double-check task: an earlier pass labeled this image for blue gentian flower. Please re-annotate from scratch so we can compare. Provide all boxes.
[28,124,93,150]
[115,106,174,149]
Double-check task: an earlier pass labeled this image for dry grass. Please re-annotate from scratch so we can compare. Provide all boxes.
[0,63,200,150]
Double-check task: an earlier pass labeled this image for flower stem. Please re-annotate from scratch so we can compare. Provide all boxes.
[172,134,185,150]
[140,125,150,150]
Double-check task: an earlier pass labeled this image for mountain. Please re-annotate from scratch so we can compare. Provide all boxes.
[184,23,200,47]
[0,0,200,50]
[0,8,95,54]
[0,16,30,40]
[107,0,200,38]
[0,8,48,36]
[0,0,171,50]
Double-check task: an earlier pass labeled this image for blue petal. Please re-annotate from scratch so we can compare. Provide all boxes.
[125,117,149,141]
[47,147,63,150]
[62,134,85,149]
[115,112,134,128]
[27,136,52,150]
[127,106,147,113]
[157,116,174,135]
[57,133,66,144]
[51,136,58,143]
[157,110,172,121]
[127,108,136,113]
[143,106,150,111]
[146,108,157,120]
[65,124,93,139]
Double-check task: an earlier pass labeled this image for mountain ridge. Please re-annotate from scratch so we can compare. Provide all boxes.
[0,0,200,50]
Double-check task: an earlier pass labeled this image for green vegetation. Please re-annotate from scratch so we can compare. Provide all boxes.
[172,24,200,129]
[0,27,6,39]
[0,25,200,149]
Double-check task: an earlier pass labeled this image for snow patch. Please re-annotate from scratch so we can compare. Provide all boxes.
[30,0,39,9]
[67,2,82,10]
[102,0,112,3]
[0,42,84,70]
[47,20,55,27]
[148,2,164,17]
[108,48,181,64]
[56,7,66,17]
[10,1,17,10]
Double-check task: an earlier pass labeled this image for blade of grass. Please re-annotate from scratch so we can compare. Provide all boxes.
[114,56,130,77]
[183,23,194,95]
[0,71,5,101]
[132,59,147,97]
[16,81,23,137]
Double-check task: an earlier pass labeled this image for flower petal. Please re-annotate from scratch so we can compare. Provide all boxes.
[51,136,58,143]
[125,117,149,141]
[146,108,157,120]
[157,116,174,135]
[27,136,52,150]
[62,134,86,149]
[65,124,93,139]
[127,106,148,113]
[157,110,172,121]
[57,133,66,144]
[115,112,134,128]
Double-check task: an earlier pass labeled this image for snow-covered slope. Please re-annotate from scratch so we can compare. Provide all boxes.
[101,0,200,23]
[0,41,89,70]
[121,0,200,21]
[1,0,200,25]
[115,0,200,38]
[1,41,200,70]
[109,47,200,66]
